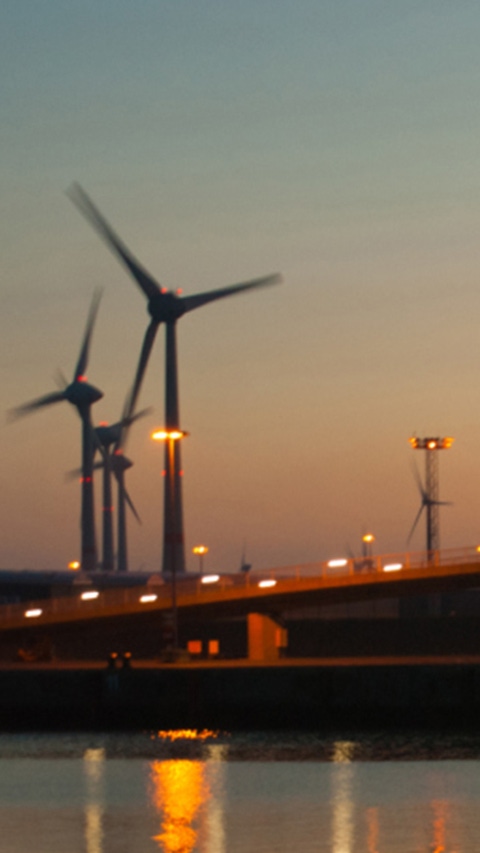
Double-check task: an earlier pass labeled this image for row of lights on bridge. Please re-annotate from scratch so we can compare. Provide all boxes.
[23,575,278,620]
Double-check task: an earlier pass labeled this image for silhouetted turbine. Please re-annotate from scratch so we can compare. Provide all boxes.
[10,291,103,572]
[95,401,149,572]
[407,461,451,554]
[68,183,281,576]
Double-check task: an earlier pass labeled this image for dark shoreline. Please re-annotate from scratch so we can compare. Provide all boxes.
[2,658,480,732]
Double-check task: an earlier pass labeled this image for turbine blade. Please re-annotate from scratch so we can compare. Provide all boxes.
[407,504,424,544]
[54,368,69,390]
[67,183,161,300]
[116,405,153,452]
[181,273,282,313]
[410,459,428,502]
[8,390,66,421]
[121,319,158,430]
[65,461,104,481]
[73,288,103,380]
[124,487,142,524]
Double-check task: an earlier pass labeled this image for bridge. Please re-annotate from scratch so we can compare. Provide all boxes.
[2,545,480,632]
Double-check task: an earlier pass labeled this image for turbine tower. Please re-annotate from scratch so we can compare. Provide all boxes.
[408,435,454,556]
[95,400,148,572]
[68,183,281,576]
[10,291,103,572]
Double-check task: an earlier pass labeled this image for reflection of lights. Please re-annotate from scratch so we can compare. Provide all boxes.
[383,563,403,572]
[432,800,449,853]
[328,559,348,568]
[81,590,100,600]
[332,741,356,763]
[258,579,277,588]
[366,807,379,853]
[331,741,355,853]
[150,760,210,853]
[205,744,228,853]
[140,594,158,603]
[155,730,218,741]
[201,575,220,584]
[25,608,42,618]
[84,749,105,853]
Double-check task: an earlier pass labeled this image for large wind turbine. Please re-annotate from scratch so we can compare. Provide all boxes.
[68,183,281,576]
[10,291,103,572]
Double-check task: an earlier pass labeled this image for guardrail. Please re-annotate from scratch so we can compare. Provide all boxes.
[2,545,480,628]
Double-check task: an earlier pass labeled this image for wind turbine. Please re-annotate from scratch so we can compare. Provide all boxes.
[95,400,149,572]
[68,183,281,577]
[407,455,452,557]
[10,291,103,572]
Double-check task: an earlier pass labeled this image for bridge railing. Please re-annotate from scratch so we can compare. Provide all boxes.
[1,545,480,627]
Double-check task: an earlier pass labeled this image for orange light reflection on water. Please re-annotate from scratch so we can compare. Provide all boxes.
[150,759,211,853]
[153,729,219,742]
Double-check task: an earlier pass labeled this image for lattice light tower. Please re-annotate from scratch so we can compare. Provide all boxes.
[408,436,454,554]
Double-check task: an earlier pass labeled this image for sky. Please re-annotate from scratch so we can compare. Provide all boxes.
[3,1,480,574]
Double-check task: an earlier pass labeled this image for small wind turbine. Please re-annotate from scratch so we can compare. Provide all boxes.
[10,291,103,572]
[407,440,453,556]
[68,183,281,577]
[95,400,150,572]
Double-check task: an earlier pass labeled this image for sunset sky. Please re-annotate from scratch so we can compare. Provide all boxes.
[3,1,480,573]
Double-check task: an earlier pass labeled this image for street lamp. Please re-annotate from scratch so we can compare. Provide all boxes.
[192,545,209,575]
[362,533,375,558]
[151,427,189,652]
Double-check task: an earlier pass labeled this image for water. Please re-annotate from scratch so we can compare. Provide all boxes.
[1,730,480,852]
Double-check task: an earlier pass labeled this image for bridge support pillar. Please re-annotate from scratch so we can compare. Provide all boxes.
[247,613,287,661]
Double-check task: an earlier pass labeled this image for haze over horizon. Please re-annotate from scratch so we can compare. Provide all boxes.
[3,2,480,573]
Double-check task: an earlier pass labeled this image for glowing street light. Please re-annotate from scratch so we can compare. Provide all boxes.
[192,544,209,575]
[68,560,81,571]
[362,533,375,559]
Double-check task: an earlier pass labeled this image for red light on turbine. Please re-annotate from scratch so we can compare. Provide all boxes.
[76,375,87,382]
[161,469,166,477]
[176,288,183,295]
[161,287,168,294]
[179,470,184,476]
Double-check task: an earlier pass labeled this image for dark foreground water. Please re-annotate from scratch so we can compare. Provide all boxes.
[2,729,480,852]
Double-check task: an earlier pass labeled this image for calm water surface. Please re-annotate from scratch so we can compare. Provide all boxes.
[1,730,480,852]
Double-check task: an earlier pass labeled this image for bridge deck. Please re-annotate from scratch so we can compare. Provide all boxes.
[1,546,480,632]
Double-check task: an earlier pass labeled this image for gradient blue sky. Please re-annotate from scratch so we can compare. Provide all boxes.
[3,1,480,572]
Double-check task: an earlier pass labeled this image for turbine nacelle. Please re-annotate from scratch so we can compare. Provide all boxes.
[65,380,103,408]
[148,290,186,324]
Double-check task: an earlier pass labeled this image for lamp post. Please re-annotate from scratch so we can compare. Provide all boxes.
[152,428,188,651]
[192,545,209,575]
